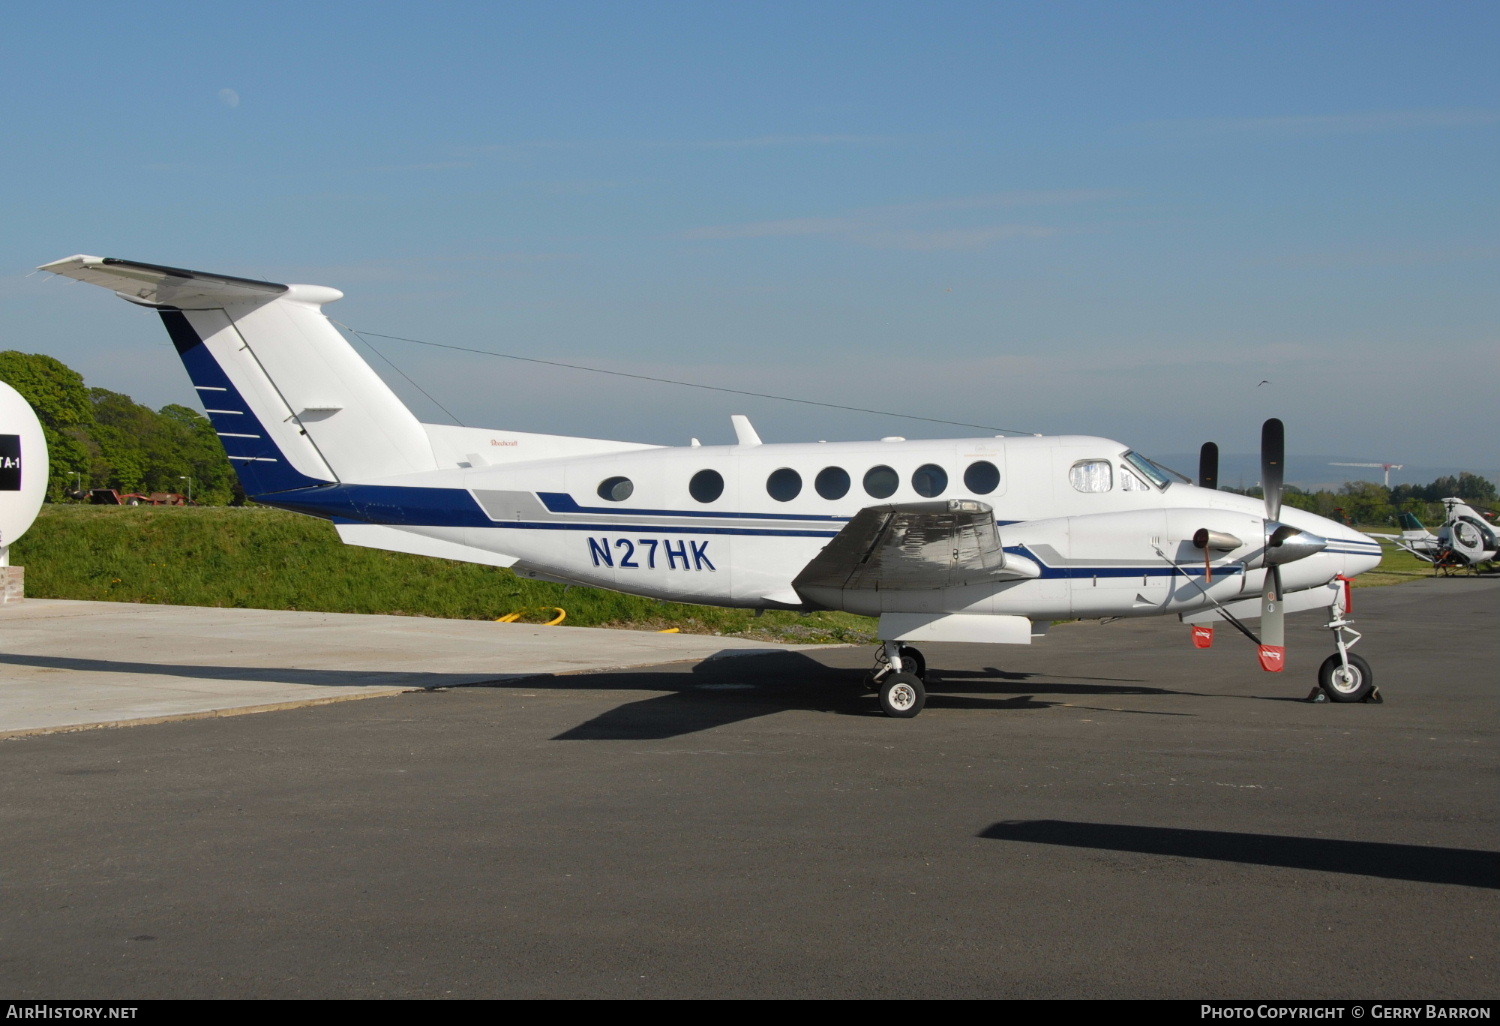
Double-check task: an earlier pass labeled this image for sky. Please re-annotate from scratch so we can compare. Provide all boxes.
[2,1,1496,484]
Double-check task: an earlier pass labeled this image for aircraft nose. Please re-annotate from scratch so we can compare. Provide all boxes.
[1337,533,1385,578]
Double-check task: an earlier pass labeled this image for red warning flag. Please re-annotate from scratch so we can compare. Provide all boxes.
[1258,645,1286,672]
[1192,624,1214,648]
[1336,574,1353,615]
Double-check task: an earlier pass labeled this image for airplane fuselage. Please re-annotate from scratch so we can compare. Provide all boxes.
[269,431,1384,623]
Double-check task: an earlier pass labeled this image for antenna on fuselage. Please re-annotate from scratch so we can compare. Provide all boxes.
[731,415,762,446]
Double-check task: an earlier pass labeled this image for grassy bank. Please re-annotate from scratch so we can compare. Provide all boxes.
[1345,532,1436,585]
[12,506,1434,640]
[12,505,878,644]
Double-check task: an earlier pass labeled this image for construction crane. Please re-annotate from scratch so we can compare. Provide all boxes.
[1331,462,1404,487]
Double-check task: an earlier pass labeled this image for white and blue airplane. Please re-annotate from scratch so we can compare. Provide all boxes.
[40,255,1386,715]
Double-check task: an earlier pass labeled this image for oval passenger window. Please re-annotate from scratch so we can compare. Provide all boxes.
[597,476,634,502]
[767,468,802,502]
[689,469,724,503]
[864,465,898,499]
[964,460,1000,495]
[815,467,850,500]
[912,464,947,498]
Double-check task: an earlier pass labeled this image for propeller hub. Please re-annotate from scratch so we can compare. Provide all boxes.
[1263,522,1329,566]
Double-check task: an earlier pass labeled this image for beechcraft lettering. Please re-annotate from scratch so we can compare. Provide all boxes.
[41,253,1389,716]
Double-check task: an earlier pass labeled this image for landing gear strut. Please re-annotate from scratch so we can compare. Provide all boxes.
[1309,578,1380,703]
[869,641,928,718]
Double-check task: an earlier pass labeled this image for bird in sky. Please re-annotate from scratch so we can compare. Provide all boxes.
[1257,380,1270,387]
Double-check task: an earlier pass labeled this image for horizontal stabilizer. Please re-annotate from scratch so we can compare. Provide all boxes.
[38,255,288,309]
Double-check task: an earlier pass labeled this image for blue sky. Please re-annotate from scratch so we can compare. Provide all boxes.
[3,1,1496,482]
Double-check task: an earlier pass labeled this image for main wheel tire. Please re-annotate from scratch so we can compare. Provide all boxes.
[880,672,926,718]
[897,644,926,680]
[1318,653,1374,703]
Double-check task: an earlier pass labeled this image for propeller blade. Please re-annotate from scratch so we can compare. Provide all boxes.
[1199,442,1219,490]
[1261,418,1284,522]
[1258,419,1287,671]
[1258,565,1286,672]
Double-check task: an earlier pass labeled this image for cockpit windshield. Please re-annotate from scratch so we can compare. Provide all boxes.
[1122,451,1189,489]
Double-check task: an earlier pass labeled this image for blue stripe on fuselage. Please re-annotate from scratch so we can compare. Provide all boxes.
[538,491,850,522]
[258,483,842,535]
[1003,544,1246,580]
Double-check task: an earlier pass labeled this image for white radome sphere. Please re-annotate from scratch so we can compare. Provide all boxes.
[0,380,48,548]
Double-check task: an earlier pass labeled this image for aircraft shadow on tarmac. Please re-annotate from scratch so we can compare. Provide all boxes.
[0,651,521,689]
[538,651,1206,740]
[0,649,1209,739]
[978,819,1500,890]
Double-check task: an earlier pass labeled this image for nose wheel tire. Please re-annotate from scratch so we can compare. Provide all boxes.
[1318,653,1374,703]
[879,672,926,718]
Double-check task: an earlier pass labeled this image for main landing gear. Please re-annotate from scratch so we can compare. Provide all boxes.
[869,641,928,718]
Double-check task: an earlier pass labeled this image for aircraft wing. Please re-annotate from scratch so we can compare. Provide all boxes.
[792,499,1040,596]
[39,255,288,309]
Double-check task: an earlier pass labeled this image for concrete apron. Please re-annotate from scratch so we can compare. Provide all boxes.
[0,599,822,738]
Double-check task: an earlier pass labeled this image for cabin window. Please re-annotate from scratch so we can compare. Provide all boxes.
[689,469,724,503]
[1069,460,1112,493]
[767,468,802,502]
[912,464,947,498]
[816,466,850,500]
[1120,468,1150,491]
[864,465,899,499]
[598,476,634,502]
[964,460,1000,495]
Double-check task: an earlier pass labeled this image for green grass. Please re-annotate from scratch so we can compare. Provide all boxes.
[1345,525,1447,587]
[12,505,878,644]
[12,507,1438,641]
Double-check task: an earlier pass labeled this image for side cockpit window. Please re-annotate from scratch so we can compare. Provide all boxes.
[1069,460,1112,493]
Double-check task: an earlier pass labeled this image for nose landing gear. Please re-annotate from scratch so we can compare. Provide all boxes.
[1307,577,1381,703]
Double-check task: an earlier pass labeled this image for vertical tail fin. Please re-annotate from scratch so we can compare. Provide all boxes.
[1396,512,1431,536]
[38,256,438,497]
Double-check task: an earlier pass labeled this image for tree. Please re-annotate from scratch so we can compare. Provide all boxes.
[1456,472,1497,503]
[0,353,242,503]
[158,404,238,504]
[1337,481,1394,526]
[0,351,93,498]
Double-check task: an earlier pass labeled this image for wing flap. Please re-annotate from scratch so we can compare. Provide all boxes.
[793,500,1038,597]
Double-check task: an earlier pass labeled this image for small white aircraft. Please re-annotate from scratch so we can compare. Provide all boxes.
[1370,499,1499,572]
[40,255,1386,715]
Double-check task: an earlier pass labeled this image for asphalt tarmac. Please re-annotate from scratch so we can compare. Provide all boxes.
[1,574,1495,999]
